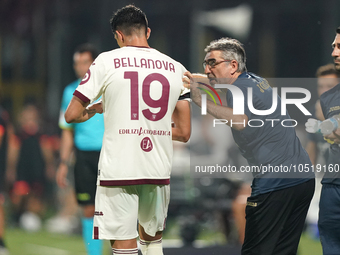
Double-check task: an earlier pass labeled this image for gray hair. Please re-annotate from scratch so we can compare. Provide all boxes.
[204,37,247,72]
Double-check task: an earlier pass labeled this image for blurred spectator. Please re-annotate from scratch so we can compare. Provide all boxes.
[305,64,339,239]
[317,27,340,254]
[0,105,11,255]
[305,63,339,166]
[7,104,55,231]
[55,43,104,255]
[199,114,251,245]
[231,183,251,245]
[185,112,251,245]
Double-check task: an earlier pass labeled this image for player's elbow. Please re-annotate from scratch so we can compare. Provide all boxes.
[184,129,191,142]
[64,115,73,124]
[64,111,76,124]
[180,128,191,143]
[182,135,190,143]
[172,127,191,143]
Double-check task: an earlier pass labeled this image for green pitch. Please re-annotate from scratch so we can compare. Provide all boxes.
[298,234,322,255]
[6,228,90,255]
[4,228,321,255]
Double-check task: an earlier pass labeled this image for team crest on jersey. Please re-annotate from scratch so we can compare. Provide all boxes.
[79,69,91,85]
[141,137,153,152]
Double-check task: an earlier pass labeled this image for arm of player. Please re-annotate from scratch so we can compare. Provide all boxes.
[184,71,248,131]
[172,100,191,142]
[65,96,97,123]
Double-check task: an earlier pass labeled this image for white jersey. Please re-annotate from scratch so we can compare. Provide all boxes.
[74,46,189,186]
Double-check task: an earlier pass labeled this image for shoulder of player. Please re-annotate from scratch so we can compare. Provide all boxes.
[101,46,150,57]
[99,48,121,56]
[99,47,187,71]
[236,72,271,91]
[137,47,186,70]
[234,72,257,88]
[155,50,185,67]
[320,83,340,118]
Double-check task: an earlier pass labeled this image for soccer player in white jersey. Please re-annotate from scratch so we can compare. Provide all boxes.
[64,5,191,255]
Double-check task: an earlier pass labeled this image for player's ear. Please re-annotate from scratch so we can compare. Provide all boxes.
[115,30,124,43]
[146,27,151,40]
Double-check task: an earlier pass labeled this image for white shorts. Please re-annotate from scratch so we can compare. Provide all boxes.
[93,184,170,240]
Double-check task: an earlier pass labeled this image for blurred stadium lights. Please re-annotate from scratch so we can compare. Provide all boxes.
[190,4,253,73]
[197,4,253,41]
[1,0,340,119]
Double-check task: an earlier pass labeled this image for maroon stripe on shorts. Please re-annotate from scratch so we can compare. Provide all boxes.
[94,226,99,239]
[100,178,170,186]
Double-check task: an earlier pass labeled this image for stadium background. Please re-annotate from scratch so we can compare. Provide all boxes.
[1,0,340,254]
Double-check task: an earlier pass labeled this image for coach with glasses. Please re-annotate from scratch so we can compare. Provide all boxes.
[186,37,315,255]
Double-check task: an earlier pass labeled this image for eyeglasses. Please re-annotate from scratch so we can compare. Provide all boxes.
[203,59,231,69]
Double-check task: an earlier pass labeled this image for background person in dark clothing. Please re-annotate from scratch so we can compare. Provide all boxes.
[0,105,10,255]
[318,26,340,255]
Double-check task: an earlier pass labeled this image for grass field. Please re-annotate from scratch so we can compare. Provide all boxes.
[298,234,322,255]
[4,227,322,255]
[6,228,90,255]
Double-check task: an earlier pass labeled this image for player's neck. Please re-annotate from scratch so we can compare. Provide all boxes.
[122,35,149,48]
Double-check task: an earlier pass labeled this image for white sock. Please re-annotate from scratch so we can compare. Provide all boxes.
[139,238,163,255]
[112,248,138,255]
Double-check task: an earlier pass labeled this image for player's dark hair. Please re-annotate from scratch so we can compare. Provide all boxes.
[74,43,98,61]
[336,26,340,34]
[316,63,340,77]
[205,37,247,72]
[110,5,148,36]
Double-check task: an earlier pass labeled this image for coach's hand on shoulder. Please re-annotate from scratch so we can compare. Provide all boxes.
[183,72,191,89]
[183,71,208,106]
[183,72,208,88]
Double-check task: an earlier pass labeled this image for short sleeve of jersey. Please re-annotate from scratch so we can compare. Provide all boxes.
[74,54,107,103]
[177,65,190,101]
[320,83,340,119]
[179,87,190,101]
[59,83,77,130]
